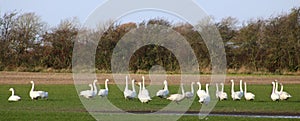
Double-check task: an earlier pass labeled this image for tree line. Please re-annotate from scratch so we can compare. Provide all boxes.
[0,8,299,74]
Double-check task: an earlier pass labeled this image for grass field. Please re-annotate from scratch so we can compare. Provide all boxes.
[0,83,300,121]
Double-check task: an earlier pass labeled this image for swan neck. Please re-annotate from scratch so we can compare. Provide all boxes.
[244,83,247,93]
[221,84,224,92]
[164,82,168,90]
[280,84,283,92]
[206,84,209,94]
[216,83,219,92]
[105,80,108,90]
[240,80,243,92]
[93,81,97,92]
[231,81,234,93]
[90,85,93,91]
[142,77,145,89]
[198,83,201,90]
[272,83,275,93]
[31,82,34,92]
[275,82,278,91]
[131,81,136,92]
[11,89,14,96]
[191,83,194,93]
[125,77,128,89]
[181,84,184,94]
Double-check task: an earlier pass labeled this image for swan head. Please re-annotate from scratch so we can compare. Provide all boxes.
[9,88,14,91]
[88,84,93,87]
[196,82,200,85]
[30,81,34,84]
[105,79,109,82]
[132,79,135,83]
[93,80,98,83]
[163,80,168,85]
[138,82,142,86]
[230,80,234,83]
[271,82,275,85]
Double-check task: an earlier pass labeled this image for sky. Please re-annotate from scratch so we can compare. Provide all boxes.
[0,0,299,26]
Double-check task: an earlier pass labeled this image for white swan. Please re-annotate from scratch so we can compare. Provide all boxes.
[244,82,255,101]
[230,80,243,100]
[98,79,109,97]
[138,82,151,103]
[271,82,280,101]
[141,76,149,96]
[199,84,210,105]
[156,80,169,98]
[80,84,94,98]
[274,80,280,94]
[279,83,292,100]
[29,81,48,100]
[196,82,206,100]
[124,76,132,99]
[124,76,136,99]
[219,83,228,101]
[185,82,194,99]
[92,80,98,97]
[8,88,21,101]
[167,83,185,104]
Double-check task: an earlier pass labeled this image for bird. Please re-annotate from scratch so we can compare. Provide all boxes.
[29,81,48,100]
[199,84,210,105]
[196,82,206,100]
[98,79,109,97]
[185,82,195,99]
[230,80,243,100]
[138,82,151,103]
[124,76,136,99]
[8,88,21,101]
[278,83,292,100]
[156,80,169,98]
[80,84,94,98]
[271,82,280,101]
[167,83,185,104]
[219,83,228,101]
[244,82,255,101]
[239,80,244,96]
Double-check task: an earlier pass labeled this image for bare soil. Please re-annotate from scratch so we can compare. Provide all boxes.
[0,71,299,85]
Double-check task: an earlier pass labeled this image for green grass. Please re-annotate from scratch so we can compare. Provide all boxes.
[0,84,299,121]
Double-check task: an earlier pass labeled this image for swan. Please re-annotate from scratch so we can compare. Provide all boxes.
[230,80,243,100]
[219,83,228,101]
[185,82,195,99]
[156,80,169,98]
[80,84,94,98]
[138,82,151,103]
[8,88,21,101]
[167,83,185,104]
[196,82,206,100]
[199,84,210,105]
[92,80,98,97]
[124,76,133,99]
[29,81,48,100]
[141,76,149,96]
[124,76,137,99]
[98,79,109,97]
[279,83,292,100]
[271,82,280,101]
[244,82,255,101]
